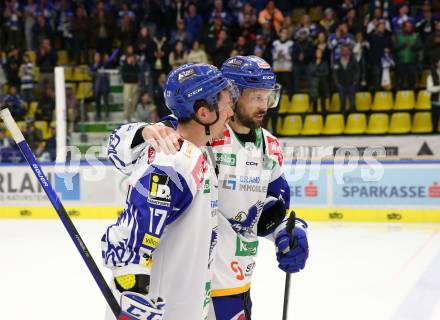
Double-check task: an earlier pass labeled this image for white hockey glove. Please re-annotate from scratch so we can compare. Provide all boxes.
[119,292,165,320]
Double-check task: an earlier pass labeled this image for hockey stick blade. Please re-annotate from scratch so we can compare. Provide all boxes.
[0,107,121,318]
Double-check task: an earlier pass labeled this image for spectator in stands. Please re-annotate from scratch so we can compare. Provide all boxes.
[119,2,136,50]
[258,0,283,35]
[415,2,438,42]
[121,55,140,123]
[0,63,6,98]
[254,34,272,64]
[272,28,293,96]
[206,16,229,47]
[238,3,257,29]
[187,41,208,64]
[319,8,337,34]
[32,15,52,50]
[424,22,440,66]
[72,5,90,65]
[298,15,318,40]
[24,0,37,50]
[5,46,22,88]
[90,52,110,121]
[315,32,331,65]
[3,0,22,49]
[168,40,188,70]
[35,86,55,122]
[292,28,314,94]
[170,19,190,49]
[3,85,26,120]
[333,45,359,118]
[368,21,392,90]
[345,8,363,35]
[328,23,355,64]
[57,0,73,62]
[209,29,232,68]
[238,7,259,42]
[136,91,157,123]
[366,7,392,34]
[184,4,203,44]
[18,53,35,107]
[36,38,57,88]
[392,3,413,31]
[380,49,395,90]
[427,59,440,132]
[152,32,169,79]
[0,127,14,152]
[153,72,170,119]
[137,25,156,64]
[37,124,56,161]
[65,85,78,135]
[353,32,370,87]
[393,21,422,90]
[165,0,186,31]
[339,0,355,20]
[36,0,55,28]
[210,0,232,26]
[23,118,43,151]
[309,48,329,116]
[233,35,254,56]
[91,1,115,55]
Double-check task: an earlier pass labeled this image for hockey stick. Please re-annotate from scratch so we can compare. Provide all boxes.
[0,106,121,319]
[282,210,296,320]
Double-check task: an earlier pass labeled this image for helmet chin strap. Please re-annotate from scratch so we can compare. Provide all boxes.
[193,110,220,136]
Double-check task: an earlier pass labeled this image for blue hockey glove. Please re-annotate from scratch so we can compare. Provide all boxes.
[119,292,165,320]
[275,217,309,273]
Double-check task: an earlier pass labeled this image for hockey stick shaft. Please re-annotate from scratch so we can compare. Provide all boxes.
[282,211,296,320]
[0,107,121,318]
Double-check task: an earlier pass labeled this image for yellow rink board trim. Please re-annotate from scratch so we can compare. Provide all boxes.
[1,207,440,222]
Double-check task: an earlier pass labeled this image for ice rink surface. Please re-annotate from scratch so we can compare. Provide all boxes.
[1,219,439,320]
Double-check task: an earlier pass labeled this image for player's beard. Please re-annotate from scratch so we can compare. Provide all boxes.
[234,102,266,129]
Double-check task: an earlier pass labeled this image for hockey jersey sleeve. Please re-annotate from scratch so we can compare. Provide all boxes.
[101,164,194,276]
[108,122,150,175]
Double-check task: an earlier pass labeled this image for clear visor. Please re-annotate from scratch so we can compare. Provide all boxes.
[244,83,282,109]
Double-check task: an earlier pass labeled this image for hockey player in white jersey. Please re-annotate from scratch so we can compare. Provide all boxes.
[102,63,236,320]
[107,56,309,319]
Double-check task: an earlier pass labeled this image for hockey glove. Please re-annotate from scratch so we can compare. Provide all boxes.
[119,292,165,320]
[275,217,309,273]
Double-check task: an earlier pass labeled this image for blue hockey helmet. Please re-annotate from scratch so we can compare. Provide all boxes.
[164,63,238,120]
[221,56,281,108]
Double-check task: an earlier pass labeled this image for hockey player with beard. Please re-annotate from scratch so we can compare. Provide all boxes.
[102,63,236,320]
[107,56,309,319]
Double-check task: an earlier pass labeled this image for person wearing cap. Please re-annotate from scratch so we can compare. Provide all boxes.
[427,59,440,132]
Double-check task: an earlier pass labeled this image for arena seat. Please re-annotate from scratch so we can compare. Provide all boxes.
[355,91,372,111]
[344,113,367,134]
[25,50,36,64]
[76,82,93,99]
[394,90,415,110]
[415,90,431,110]
[57,50,69,65]
[366,113,389,134]
[411,112,432,133]
[279,115,302,135]
[301,115,323,135]
[26,101,38,118]
[34,121,49,139]
[290,94,309,113]
[329,93,349,112]
[322,114,344,135]
[388,112,411,134]
[278,94,290,114]
[372,91,393,111]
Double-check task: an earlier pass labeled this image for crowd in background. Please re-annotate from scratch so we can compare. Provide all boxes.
[0,0,440,161]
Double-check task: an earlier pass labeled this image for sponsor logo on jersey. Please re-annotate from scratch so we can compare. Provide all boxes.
[230,261,245,280]
[240,176,260,184]
[246,161,258,166]
[177,68,197,83]
[142,233,160,249]
[215,153,237,166]
[204,281,212,308]
[148,174,171,206]
[222,174,237,190]
[266,136,283,166]
[192,154,208,187]
[238,184,267,193]
[245,262,256,276]
[235,237,259,256]
[203,179,211,193]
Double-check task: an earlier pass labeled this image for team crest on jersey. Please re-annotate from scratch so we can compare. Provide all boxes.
[266,136,283,166]
[148,174,171,207]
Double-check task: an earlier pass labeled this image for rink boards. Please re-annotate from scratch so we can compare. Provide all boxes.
[1,160,440,222]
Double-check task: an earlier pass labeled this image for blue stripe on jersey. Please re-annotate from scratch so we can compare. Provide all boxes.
[267,174,290,208]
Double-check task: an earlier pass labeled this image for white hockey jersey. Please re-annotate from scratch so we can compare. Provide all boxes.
[107,121,290,299]
[103,123,218,320]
